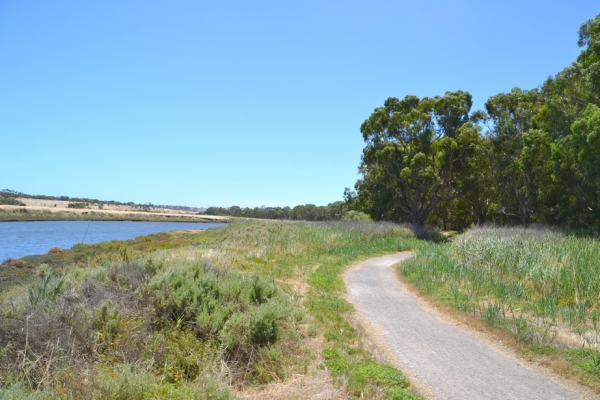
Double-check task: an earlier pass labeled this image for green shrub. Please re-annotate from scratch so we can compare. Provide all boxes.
[0,198,25,206]
[67,202,88,209]
[342,211,372,221]
[147,261,295,381]
[0,384,58,399]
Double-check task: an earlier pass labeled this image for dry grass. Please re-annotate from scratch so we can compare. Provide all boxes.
[234,370,346,400]
[0,204,229,222]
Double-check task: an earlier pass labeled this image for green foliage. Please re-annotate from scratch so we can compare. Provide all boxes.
[342,210,372,221]
[203,201,349,221]
[67,202,88,209]
[349,13,600,231]
[146,260,296,383]
[402,226,600,345]
[322,348,418,399]
[0,383,59,399]
[0,189,25,206]
[400,226,600,387]
[87,364,233,400]
[357,92,480,229]
[566,349,600,379]
[28,270,64,307]
[0,197,25,206]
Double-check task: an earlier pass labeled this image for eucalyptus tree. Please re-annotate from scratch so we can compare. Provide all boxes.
[357,91,480,230]
[485,88,541,225]
[570,104,600,226]
[504,13,600,227]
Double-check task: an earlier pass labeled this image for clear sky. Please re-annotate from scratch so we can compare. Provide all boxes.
[1,1,598,208]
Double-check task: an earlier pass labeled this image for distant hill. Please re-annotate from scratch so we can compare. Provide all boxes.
[0,189,204,213]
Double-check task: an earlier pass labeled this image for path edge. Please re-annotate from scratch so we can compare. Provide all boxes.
[342,252,595,400]
[340,252,436,399]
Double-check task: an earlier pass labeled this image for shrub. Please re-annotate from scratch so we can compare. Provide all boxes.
[342,211,372,221]
[47,247,62,255]
[0,197,25,206]
[67,202,88,209]
[2,258,32,268]
[147,262,295,381]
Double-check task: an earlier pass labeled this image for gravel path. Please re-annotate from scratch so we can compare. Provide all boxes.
[346,253,582,400]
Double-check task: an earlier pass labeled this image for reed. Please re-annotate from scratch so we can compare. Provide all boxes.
[401,225,600,385]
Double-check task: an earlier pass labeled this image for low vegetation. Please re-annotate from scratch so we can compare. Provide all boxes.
[0,221,422,399]
[0,198,25,206]
[400,226,600,390]
[67,202,88,209]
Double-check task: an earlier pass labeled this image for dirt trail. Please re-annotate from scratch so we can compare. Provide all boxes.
[346,253,585,400]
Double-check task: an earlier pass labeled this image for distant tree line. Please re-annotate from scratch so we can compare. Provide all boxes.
[0,190,25,206]
[1,189,134,205]
[0,189,200,213]
[203,202,350,221]
[346,14,600,232]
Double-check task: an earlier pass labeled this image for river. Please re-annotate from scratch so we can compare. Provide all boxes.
[0,221,227,261]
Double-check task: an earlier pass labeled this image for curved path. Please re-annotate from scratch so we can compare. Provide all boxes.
[346,253,582,400]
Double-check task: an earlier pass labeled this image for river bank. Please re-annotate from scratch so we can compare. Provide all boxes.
[0,204,231,223]
[0,221,422,400]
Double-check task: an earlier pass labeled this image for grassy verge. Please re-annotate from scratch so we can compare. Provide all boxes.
[0,221,423,399]
[400,226,600,392]
[0,206,227,223]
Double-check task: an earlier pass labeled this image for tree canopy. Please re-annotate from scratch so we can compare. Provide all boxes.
[351,13,600,231]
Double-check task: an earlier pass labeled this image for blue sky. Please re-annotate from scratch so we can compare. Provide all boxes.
[1,1,598,208]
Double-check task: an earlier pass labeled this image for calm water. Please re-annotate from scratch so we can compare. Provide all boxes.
[0,221,227,261]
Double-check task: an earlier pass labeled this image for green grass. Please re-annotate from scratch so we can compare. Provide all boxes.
[400,226,600,390]
[0,220,423,399]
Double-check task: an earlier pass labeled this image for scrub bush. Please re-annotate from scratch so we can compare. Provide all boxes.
[147,262,295,381]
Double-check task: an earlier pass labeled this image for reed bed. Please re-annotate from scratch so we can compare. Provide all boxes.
[401,226,600,384]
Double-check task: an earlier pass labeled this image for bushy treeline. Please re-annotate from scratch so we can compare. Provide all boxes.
[350,14,600,232]
[203,201,349,221]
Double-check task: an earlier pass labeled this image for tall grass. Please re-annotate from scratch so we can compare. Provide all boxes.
[399,226,600,389]
[402,226,600,351]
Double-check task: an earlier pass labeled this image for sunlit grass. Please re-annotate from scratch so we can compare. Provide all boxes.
[0,220,422,399]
